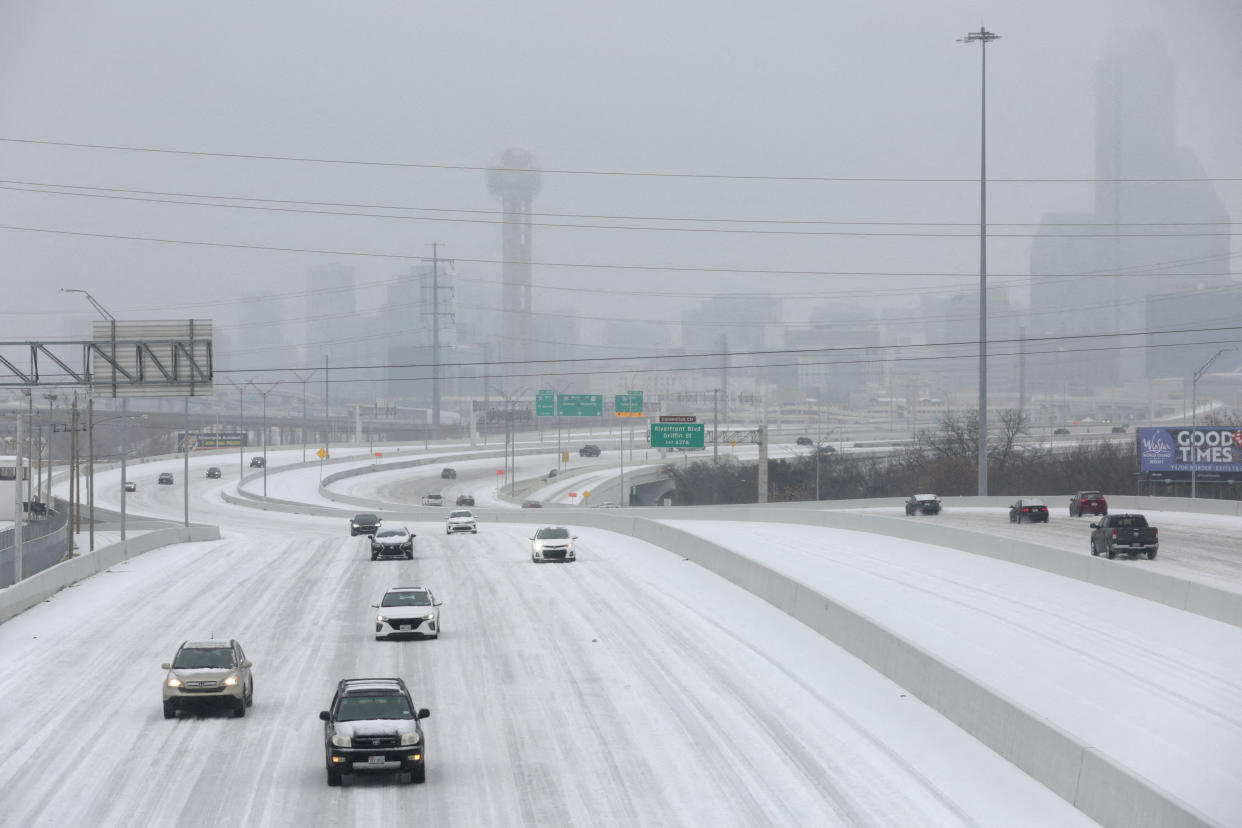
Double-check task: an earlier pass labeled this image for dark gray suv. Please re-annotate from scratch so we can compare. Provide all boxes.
[320,678,430,786]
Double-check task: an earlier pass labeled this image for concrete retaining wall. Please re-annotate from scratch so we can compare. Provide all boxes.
[0,525,221,625]
[615,516,1217,828]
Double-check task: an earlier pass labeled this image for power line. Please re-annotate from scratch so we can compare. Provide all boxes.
[3,136,1239,183]
[3,177,1237,227]
[4,222,1241,279]
[211,322,1242,376]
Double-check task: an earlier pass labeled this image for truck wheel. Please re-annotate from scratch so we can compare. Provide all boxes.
[1147,549,1157,560]
[1106,545,1116,560]
[1090,539,1098,556]
[410,764,426,784]
[233,698,246,718]
[163,702,176,719]
[327,767,342,787]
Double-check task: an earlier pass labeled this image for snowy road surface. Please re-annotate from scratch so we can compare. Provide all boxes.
[1,451,1099,826]
[665,519,1242,826]
[849,504,1242,589]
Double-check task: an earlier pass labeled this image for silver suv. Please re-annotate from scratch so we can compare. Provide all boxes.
[162,639,254,719]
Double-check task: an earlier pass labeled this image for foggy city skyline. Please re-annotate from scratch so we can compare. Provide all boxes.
[2,0,1240,417]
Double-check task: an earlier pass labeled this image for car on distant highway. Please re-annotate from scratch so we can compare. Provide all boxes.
[579,444,601,457]
[350,513,382,536]
[1090,513,1158,560]
[1009,498,1049,524]
[445,510,477,535]
[904,493,941,515]
[795,436,813,446]
[162,639,253,719]
[1111,426,1127,433]
[205,467,221,479]
[440,468,456,479]
[158,472,174,485]
[372,586,441,640]
[124,481,136,493]
[817,444,837,454]
[421,493,444,507]
[319,677,430,786]
[1053,428,1071,435]
[547,469,558,479]
[455,494,475,507]
[530,526,577,562]
[592,502,619,509]
[521,500,542,509]
[1069,491,1108,517]
[371,527,415,560]
[249,456,265,468]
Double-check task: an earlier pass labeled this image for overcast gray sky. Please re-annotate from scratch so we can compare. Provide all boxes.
[1,0,1239,365]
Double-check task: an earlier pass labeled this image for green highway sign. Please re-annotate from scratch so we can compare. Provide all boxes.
[558,393,603,417]
[536,390,555,417]
[650,422,705,448]
[614,390,644,417]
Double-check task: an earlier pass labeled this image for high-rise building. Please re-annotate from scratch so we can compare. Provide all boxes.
[487,149,542,392]
[1030,30,1233,386]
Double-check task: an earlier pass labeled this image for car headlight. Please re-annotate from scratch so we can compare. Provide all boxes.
[166,676,182,688]
[400,732,422,746]
[222,674,239,686]
[533,541,544,551]
[331,734,351,748]
[423,612,435,621]
[377,614,388,622]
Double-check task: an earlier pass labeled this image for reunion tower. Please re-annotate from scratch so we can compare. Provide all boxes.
[486,148,542,390]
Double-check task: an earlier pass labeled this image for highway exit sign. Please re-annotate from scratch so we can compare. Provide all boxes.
[650,422,705,448]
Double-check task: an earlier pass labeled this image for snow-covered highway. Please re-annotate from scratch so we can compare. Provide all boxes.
[4,446,1240,825]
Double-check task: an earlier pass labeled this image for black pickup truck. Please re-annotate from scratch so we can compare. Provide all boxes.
[1090,514,1159,560]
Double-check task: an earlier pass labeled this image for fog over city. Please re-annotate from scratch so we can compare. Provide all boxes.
[2,0,1240,421]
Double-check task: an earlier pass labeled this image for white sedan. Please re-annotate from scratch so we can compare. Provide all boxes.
[445,510,477,535]
[530,526,577,563]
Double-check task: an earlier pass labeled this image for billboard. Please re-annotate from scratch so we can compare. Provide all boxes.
[1136,427,1242,473]
[177,432,247,451]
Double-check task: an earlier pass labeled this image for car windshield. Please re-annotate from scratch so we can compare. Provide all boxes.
[382,591,431,607]
[1112,515,1148,528]
[336,694,413,722]
[354,514,378,523]
[449,511,472,519]
[172,647,235,670]
[376,528,406,538]
[1021,500,1046,507]
[536,527,570,539]
[1082,493,1102,500]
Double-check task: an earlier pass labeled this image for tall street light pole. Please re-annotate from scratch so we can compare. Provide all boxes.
[1191,347,1236,499]
[959,26,1000,496]
[251,382,278,498]
[292,369,317,463]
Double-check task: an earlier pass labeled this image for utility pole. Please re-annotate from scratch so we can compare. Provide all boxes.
[713,388,719,463]
[13,410,23,584]
[960,26,1000,497]
[88,395,95,551]
[324,355,330,459]
[183,395,190,527]
[425,243,454,442]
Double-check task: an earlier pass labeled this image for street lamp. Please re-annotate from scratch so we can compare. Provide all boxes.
[42,392,57,504]
[250,381,278,498]
[959,26,1000,496]
[1191,347,1236,498]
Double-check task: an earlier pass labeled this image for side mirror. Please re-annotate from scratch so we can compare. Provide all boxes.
[370,603,379,608]
[417,708,431,719]
[319,710,332,722]
[160,663,171,670]
[572,536,579,540]
[1089,523,1099,529]
[434,601,442,607]
[240,660,252,669]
